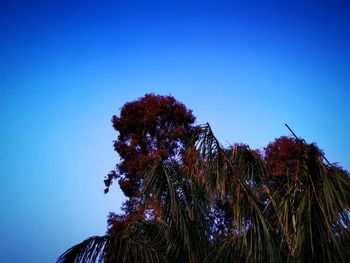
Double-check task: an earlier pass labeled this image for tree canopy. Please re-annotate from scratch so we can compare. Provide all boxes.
[58,94,350,263]
[104,94,196,217]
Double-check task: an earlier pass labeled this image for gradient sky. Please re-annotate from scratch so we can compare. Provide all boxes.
[1,0,349,262]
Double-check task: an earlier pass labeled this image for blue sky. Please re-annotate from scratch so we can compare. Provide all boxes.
[1,0,349,262]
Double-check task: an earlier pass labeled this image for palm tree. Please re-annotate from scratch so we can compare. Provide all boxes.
[57,124,350,263]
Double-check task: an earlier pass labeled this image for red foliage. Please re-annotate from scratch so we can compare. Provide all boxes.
[264,136,301,179]
[104,93,197,209]
[118,178,139,197]
[251,149,262,159]
[107,213,129,236]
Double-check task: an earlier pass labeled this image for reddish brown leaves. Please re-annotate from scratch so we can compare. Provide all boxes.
[105,93,197,212]
[118,178,139,197]
[264,136,301,179]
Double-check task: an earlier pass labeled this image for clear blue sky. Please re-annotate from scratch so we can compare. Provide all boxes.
[1,0,349,262]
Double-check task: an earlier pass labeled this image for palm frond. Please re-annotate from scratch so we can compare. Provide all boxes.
[143,162,210,262]
[59,122,350,263]
[273,142,350,262]
[57,236,107,263]
[194,124,282,262]
[57,221,169,263]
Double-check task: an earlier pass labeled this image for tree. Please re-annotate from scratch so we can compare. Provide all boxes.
[104,94,196,221]
[57,95,350,263]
